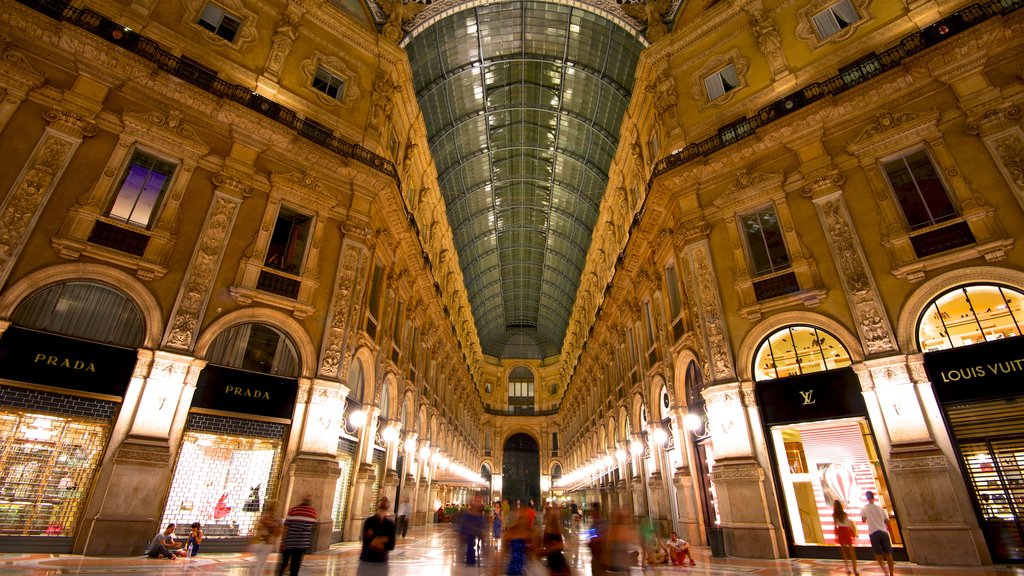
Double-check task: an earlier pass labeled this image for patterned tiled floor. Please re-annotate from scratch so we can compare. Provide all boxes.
[1,525,1023,575]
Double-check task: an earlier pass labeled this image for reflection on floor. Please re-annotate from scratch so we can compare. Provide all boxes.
[1,524,1023,575]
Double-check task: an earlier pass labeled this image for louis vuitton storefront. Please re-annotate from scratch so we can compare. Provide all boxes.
[753,324,905,560]
[160,322,298,548]
[917,283,1024,562]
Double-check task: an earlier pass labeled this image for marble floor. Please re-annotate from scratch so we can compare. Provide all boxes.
[1,525,1022,575]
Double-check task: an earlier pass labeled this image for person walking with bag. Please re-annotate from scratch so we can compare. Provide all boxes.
[833,500,859,575]
[358,497,396,576]
[540,505,570,576]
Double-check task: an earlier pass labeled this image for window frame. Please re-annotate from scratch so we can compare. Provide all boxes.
[197,2,242,42]
[107,147,178,230]
[263,204,313,276]
[312,65,347,101]
[879,147,959,231]
[739,203,792,278]
[812,0,861,41]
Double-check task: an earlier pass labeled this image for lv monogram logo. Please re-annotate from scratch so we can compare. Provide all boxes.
[799,390,816,405]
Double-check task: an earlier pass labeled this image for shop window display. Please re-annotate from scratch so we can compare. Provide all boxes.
[332,453,354,532]
[770,418,901,548]
[754,325,852,381]
[0,411,108,536]
[161,431,282,538]
[918,284,1023,351]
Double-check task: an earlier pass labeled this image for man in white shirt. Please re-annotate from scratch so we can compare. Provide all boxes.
[396,496,412,539]
[861,491,894,575]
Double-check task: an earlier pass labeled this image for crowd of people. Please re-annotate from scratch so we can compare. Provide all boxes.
[143,489,899,576]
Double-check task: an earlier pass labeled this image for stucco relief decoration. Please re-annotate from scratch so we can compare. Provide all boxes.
[690,50,749,109]
[847,110,934,156]
[264,10,301,80]
[795,0,870,48]
[692,246,734,381]
[992,132,1024,189]
[300,53,360,108]
[183,0,258,51]
[370,70,398,130]
[379,0,429,43]
[320,246,361,378]
[123,109,210,158]
[748,8,787,75]
[0,136,72,276]
[618,0,669,42]
[151,357,189,382]
[166,195,241,350]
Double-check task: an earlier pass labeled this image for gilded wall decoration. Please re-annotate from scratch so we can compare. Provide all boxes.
[0,130,77,286]
[165,191,245,350]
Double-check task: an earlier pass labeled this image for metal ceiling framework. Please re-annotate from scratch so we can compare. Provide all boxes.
[407,1,643,359]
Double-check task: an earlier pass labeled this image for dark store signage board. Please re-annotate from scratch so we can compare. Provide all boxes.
[925,336,1024,404]
[756,368,867,425]
[0,326,136,397]
[193,365,297,420]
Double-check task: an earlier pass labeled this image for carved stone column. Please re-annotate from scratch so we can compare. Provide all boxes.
[854,356,990,565]
[0,108,94,287]
[804,175,898,355]
[680,237,736,384]
[703,382,778,558]
[75,350,205,555]
[164,178,249,351]
[279,378,346,551]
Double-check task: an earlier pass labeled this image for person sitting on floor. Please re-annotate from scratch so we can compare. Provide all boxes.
[665,531,696,566]
[147,523,184,559]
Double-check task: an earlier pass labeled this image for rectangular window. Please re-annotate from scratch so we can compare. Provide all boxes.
[665,263,682,320]
[109,150,176,228]
[648,131,660,164]
[704,64,739,101]
[264,207,311,275]
[552,432,559,455]
[812,0,860,40]
[882,150,958,231]
[741,205,791,276]
[312,65,346,101]
[644,301,655,351]
[197,2,241,42]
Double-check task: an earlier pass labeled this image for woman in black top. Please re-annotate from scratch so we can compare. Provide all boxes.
[358,497,396,575]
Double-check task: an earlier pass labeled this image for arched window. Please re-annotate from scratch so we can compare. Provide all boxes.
[917,284,1024,351]
[551,463,562,479]
[753,325,851,381]
[349,357,365,403]
[206,323,298,376]
[13,281,144,347]
[380,380,390,419]
[508,366,534,415]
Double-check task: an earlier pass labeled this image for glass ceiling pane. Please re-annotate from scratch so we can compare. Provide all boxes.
[407,1,643,358]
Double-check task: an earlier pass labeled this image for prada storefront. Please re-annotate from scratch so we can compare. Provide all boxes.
[919,284,1024,562]
[160,322,297,547]
[0,281,141,551]
[754,325,905,560]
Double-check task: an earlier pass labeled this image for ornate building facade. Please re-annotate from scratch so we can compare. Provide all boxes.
[0,0,1022,567]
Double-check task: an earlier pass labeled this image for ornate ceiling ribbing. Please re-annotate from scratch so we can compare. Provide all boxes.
[406,1,644,358]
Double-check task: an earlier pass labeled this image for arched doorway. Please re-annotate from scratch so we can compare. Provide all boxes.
[502,433,540,507]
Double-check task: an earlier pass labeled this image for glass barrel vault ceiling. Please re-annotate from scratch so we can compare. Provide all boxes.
[406,1,644,359]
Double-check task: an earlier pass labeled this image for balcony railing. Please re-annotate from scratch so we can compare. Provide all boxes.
[651,0,1023,183]
[17,0,397,186]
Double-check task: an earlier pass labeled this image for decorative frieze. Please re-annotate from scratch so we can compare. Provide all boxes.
[321,239,367,378]
[164,190,246,350]
[806,181,897,356]
[0,127,80,287]
[684,240,735,382]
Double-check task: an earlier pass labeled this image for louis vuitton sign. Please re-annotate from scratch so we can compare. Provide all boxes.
[756,367,866,425]
[925,335,1024,404]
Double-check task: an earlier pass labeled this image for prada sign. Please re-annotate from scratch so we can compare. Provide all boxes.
[193,365,297,420]
[756,367,866,425]
[925,335,1024,404]
[0,326,136,397]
